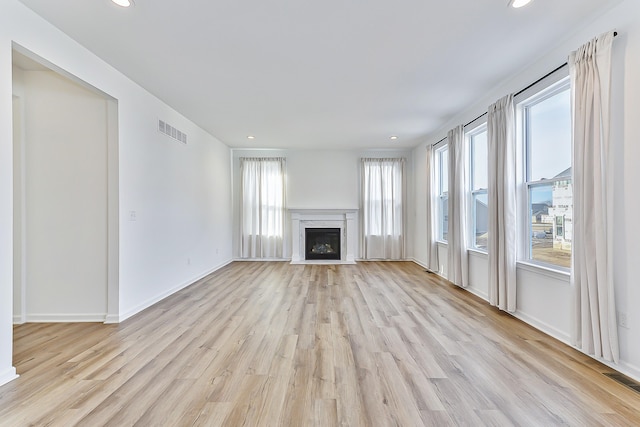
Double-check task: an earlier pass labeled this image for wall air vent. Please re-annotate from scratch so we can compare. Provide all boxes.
[158,119,187,144]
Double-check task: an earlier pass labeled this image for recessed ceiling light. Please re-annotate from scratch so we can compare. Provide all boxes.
[247,135,256,140]
[111,0,133,7]
[390,136,398,141]
[508,0,532,8]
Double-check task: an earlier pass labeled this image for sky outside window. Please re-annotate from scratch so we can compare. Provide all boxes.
[472,131,488,190]
[529,89,572,182]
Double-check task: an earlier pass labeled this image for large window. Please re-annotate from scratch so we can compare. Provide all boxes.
[240,157,286,258]
[469,126,488,251]
[521,79,572,269]
[436,146,448,242]
[361,158,405,259]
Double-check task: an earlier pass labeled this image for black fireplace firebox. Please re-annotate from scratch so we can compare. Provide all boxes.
[305,228,341,260]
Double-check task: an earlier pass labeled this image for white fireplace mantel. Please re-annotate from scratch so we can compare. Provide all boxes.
[289,209,358,264]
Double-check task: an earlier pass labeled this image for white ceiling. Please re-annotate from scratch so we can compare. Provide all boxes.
[17,0,621,150]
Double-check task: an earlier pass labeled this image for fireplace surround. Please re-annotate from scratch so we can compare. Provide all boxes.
[290,209,357,264]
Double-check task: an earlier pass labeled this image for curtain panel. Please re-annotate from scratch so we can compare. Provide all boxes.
[569,31,619,362]
[360,158,405,260]
[240,157,286,259]
[447,126,469,287]
[487,94,517,312]
[425,145,439,271]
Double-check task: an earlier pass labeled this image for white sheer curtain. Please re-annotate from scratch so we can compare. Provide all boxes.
[487,95,517,312]
[569,31,618,362]
[240,157,286,259]
[447,126,468,287]
[361,158,405,260]
[425,145,439,271]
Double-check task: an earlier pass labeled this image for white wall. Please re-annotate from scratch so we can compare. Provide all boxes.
[0,0,234,386]
[287,150,361,210]
[0,6,20,388]
[12,91,23,323]
[13,68,109,322]
[119,113,233,320]
[412,0,640,380]
[231,149,413,259]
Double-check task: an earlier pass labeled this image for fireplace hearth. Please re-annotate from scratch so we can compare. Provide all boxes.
[305,228,341,260]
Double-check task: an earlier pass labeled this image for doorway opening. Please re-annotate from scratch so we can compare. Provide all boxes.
[11,46,119,328]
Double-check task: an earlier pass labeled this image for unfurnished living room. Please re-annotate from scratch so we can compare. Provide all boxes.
[1,0,640,425]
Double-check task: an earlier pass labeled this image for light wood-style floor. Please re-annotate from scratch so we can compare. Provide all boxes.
[1,261,639,426]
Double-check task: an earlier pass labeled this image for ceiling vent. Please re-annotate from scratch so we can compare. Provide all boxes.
[158,119,187,144]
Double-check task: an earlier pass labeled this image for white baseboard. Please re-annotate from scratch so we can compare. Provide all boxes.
[410,258,443,276]
[599,358,640,383]
[410,257,428,269]
[511,310,571,344]
[326,257,640,384]
[412,258,571,344]
[24,314,106,323]
[12,259,235,325]
[465,285,489,301]
[0,367,19,387]
[103,314,120,324]
[117,258,234,323]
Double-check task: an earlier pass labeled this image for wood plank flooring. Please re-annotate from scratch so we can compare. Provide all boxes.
[1,261,640,426]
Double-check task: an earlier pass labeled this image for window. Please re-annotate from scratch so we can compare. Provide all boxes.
[521,79,572,269]
[436,146,448,242]
[361,158,404,236]
[469,126,488,251]
[361,158,405,259]
[240,157,286,258]
[555,215,565,237]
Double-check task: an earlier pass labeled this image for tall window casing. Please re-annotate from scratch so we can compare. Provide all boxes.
[436,147,449,242]
[240,157,286,259]
[361,158,405,260]
[469,126,488,251]
[520,79,572,269]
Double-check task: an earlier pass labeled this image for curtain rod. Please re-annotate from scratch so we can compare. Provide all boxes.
[433,111,489,146]
[434,136,447,146]
[460,61,578,129]
[513,62,568,98]
[429,31,618,148]
[514,31,617,98]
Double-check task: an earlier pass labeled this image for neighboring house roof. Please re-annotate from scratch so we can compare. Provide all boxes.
[475,197,488,209]
[554,167,572,178]
[531,203,550,215]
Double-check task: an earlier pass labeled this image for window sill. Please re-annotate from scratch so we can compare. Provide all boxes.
[436,241,448,248]
[516,261,570,282]
[468,248,488,259]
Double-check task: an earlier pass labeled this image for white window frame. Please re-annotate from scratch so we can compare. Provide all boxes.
[467,123,488,253]
[435,143,448,243]
[516,76,572,272]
